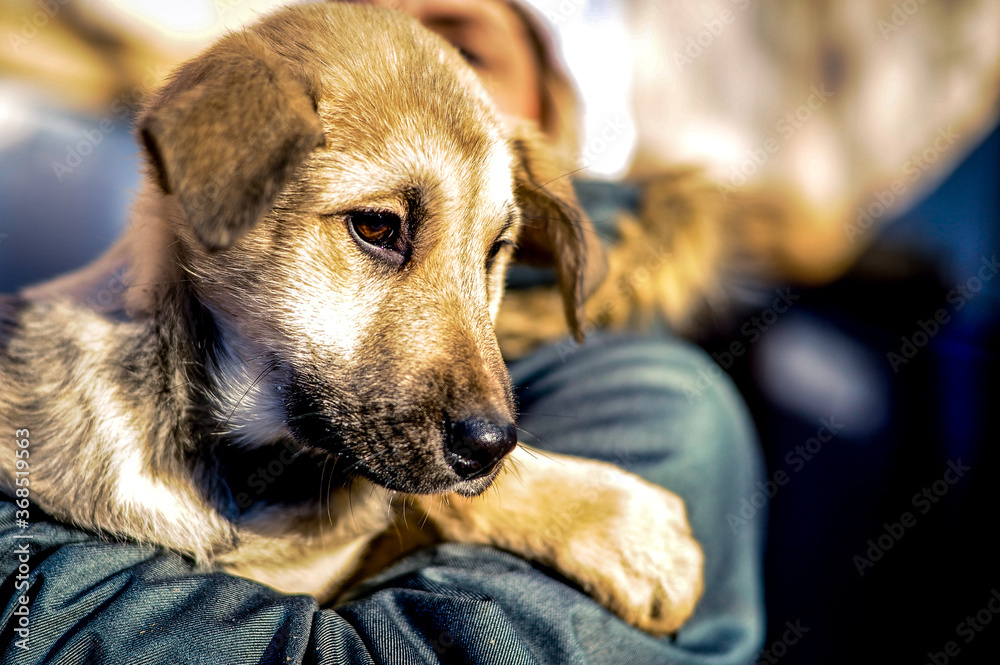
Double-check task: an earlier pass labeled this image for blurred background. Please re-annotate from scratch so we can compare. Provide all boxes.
[1,1,998,663]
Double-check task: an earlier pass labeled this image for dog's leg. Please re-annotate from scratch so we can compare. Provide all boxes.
[413,445,704,635]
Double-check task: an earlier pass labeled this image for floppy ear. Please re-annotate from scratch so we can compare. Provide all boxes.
[509,124,607,341]
[138,34,325,251]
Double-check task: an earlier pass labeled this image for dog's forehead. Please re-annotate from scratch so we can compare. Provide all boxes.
[307,127,514,218]
[243,3,518,218]
[311,74,513,213]
[256,3,503,144]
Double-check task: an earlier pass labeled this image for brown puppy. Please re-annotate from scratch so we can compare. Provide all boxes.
[0,3,702,635]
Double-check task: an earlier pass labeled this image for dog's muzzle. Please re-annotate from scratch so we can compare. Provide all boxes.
[444,417,518,480]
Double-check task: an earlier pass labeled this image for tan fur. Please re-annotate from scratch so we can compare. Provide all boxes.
[0,3,701,636]
[497,168,729,358]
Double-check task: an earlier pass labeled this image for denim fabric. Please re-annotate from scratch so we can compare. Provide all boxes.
[1,333,765,664]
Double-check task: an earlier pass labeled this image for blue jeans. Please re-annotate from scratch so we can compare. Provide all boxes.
[0,334,765,664]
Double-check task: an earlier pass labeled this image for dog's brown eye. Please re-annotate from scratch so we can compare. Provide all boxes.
[346,210,409,266]
[350,211,399,246]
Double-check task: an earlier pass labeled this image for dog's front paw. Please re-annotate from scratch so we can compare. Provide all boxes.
[545,468,704,635]
[422,449,704,635]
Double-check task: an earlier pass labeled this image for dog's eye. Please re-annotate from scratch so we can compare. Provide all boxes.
[350,211,399,246]
[345,210,410,266]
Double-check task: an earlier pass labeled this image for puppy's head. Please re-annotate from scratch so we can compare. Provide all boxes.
[136,4,603,495]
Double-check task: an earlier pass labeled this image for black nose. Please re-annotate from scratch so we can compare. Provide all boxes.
[445,418,517,480]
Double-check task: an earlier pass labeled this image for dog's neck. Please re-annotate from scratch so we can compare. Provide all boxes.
[0,280,241,559]
[4,190,265,555]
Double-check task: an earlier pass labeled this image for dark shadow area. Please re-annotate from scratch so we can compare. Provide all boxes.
[697,127,999,664]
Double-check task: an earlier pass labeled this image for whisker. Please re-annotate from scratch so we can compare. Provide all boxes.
[284,411,329,422]
[348,475,357,531]
[132,350,273,399]
[418,500,434,530]
[525,165,590,193]
[504,455,526,483]
[221,359,279,430]
[517,411,581,420]
[521,214,617,246]
[513,424,560,451]
[515,441,559,464]
[122,276,216,288]
[317,452,331,541]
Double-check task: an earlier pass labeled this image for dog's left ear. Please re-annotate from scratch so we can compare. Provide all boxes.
[138,34,325,251]
[509,124,607,341]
